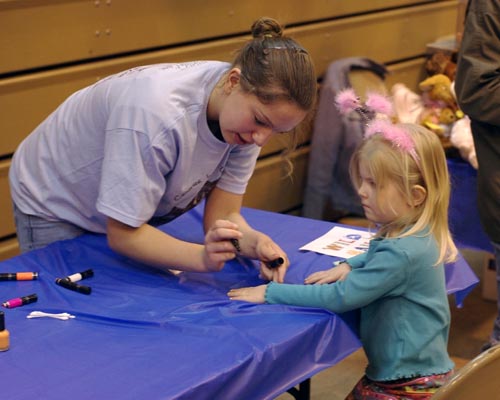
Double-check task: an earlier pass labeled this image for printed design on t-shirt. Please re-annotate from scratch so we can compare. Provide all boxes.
[94,62,207,86]
[148,180,218,226]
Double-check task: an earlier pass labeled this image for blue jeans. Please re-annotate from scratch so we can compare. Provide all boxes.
[12,203,86,253]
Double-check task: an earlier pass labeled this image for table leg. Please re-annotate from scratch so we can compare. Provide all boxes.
[286,378,311,400]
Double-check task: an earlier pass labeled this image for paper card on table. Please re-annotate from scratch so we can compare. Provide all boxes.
[300,226,373,258]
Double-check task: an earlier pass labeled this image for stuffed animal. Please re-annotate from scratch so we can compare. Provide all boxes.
[391,83,457,148]
[439,107,458,125]
[421,111,453,148]
[425,52,457,81]
[419,73,457,110]
[418,73,465,148]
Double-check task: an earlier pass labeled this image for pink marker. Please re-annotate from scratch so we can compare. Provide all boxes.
[2,294,38,309]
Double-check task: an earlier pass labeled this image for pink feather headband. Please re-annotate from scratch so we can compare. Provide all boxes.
[335,88,420,164]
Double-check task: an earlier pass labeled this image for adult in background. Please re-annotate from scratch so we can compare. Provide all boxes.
[455,0,500,351]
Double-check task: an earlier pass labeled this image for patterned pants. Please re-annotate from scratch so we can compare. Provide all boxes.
[345,371,454,400]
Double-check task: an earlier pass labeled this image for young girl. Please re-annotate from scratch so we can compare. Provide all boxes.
[228,118,459,398]
[8,17,317,282]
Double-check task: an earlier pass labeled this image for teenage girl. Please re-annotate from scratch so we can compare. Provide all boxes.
[228,120,459,398]
[9,17,317,282]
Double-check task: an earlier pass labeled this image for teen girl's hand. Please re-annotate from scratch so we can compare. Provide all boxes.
[203,219,242,271]
[203,190,290,280]
[304,262,352,285]
[254,239,289,283]
[227,285,267,303]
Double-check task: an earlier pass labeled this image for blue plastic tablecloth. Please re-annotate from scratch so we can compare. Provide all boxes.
[448,157,493,253]
[0,205,478,399]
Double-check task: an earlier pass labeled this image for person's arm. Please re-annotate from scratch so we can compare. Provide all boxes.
[205,187,289,282]
[455,1,500,126]
[229,242,408,313]
[106,216,241,273]
[304,251,367,284]
[304,261,352,285]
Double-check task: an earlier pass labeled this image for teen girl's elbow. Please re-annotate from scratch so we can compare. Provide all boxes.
[106,217,134,252]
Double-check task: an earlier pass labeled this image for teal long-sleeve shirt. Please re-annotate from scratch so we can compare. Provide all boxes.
[266,233,454,381]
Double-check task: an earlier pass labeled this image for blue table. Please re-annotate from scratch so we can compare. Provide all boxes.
[0,205,478,400]
[448,157,493,253]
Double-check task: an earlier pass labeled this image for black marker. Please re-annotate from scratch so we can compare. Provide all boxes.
[230,239,241,252]
[55,278,92,295]
[62,269,94,283]
[266,257,284,269]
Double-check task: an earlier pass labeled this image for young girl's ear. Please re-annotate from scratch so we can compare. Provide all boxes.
[411,185,427,207]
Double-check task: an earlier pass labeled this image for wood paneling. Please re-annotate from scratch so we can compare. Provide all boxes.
[0,237,20,260]
[244,147,309,212]
[0,0,438,74]
[0,160,15,238]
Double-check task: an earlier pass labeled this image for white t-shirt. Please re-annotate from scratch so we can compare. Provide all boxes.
[10,61,261,233]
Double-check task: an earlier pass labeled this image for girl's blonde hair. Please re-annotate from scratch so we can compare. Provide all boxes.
[349,123,458,265]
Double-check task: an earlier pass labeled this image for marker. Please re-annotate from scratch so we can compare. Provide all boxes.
[62,269,94,283]
[230,239,241,252]
[55,278,91,295]
[0,272,38,281]
[265,257,285,269]
[2,294,38,309]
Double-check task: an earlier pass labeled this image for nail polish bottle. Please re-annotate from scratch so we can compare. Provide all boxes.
[0,310,10,351]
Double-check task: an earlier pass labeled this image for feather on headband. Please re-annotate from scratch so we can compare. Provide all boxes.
[335,88,419,164]
[335,88,361,114]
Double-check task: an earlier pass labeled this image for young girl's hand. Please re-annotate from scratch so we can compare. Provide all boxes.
[227,285,267,303]
[304,262,352,285]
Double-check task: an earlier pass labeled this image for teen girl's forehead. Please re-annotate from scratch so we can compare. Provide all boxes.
[259,100,307,133]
